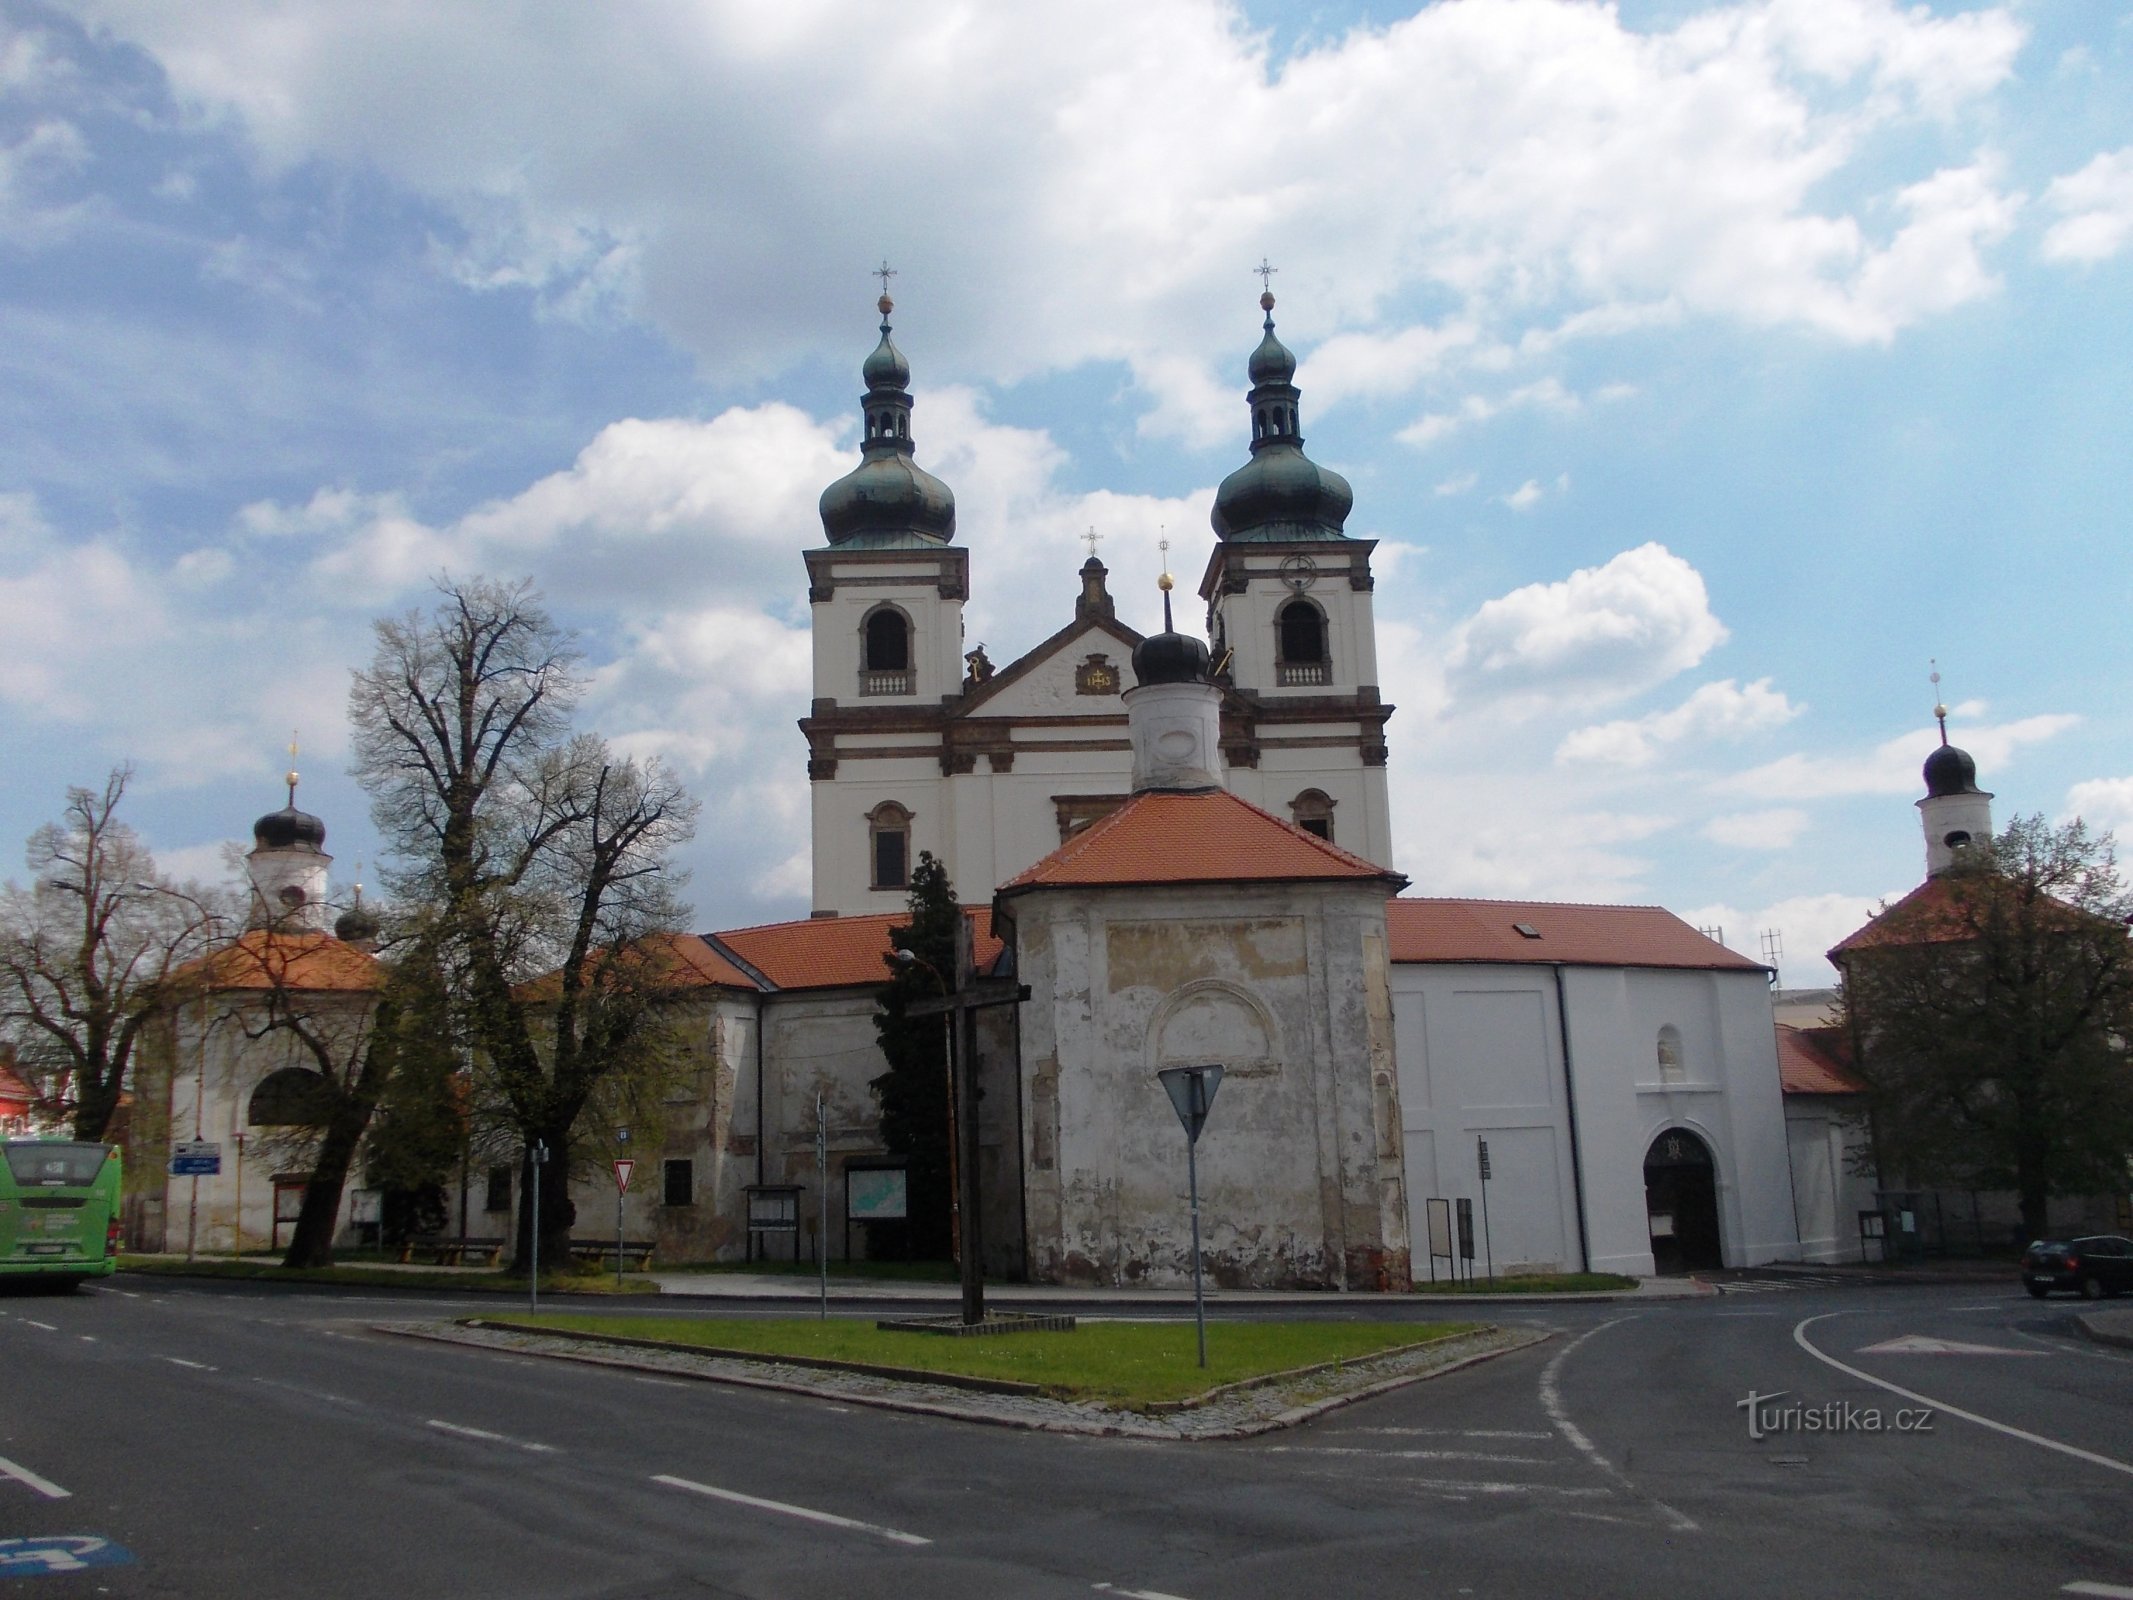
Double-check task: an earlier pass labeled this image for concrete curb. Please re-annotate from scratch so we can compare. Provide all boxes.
[2074,1309,2133,1352]
[374,1319,1554,1441]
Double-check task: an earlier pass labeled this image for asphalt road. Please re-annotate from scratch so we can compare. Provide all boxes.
[1,1275,2128,1598]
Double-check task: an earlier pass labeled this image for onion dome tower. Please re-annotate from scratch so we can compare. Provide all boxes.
[248,740,333,932]
[817,290,957,546]
[1918,666,1993,877]
[1126,559,1224,794]
[334,870,380,949]
[1209,288,1353,543]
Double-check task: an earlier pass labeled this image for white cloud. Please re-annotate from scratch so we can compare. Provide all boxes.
[1701,807,1810,850]
[2065,776,2133,836]
[1400,378,1582,448]
[1718,710,2080,800]
[1443,543,1727,714]
[1502,479,1546,512]
[1679,890,1890,985]
[2041,147,2133,265]
[1432,471,1478,497]
[76,0,2031,434]
[1558,676,1801,766]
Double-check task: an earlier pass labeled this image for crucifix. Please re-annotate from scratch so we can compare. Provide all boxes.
[901,914,1029,1324]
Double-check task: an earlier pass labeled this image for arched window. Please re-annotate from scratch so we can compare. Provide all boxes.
[250,1067,333,1127]
[1276,599,1328,685]
[1290,789,1336,842]
[869,802,912,891]
[1656,1025,1686,1086]
[860,606,913,695]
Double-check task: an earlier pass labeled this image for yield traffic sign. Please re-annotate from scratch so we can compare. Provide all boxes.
[613,1159,635,1194]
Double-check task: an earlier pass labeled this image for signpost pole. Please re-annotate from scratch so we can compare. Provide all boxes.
[1478,1137,1495,1286]
[528,1142,545,1317]
[1157,1064,1224,1370]
[816,1092,829,1321]
[614,1128,631,1290]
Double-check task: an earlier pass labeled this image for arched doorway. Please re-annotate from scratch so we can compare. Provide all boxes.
[1643,1128,1722,1273]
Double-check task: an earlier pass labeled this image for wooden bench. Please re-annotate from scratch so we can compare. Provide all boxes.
[397,1236,507,1267]
[570,1239,657,1272]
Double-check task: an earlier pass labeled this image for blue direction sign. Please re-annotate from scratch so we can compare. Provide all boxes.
[169,1139,221,1177]
[0,1537,137,1576]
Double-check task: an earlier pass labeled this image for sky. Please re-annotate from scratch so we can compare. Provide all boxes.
[2,0,2128,986]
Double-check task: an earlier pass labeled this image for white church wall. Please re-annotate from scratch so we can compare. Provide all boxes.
[1785,1099,1876,1264]
[1389,966,1584,1277]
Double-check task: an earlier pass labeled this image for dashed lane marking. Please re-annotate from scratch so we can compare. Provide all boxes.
[653,1474,930,1546]
[1094,1585,1195,1599]
[1539,1317,1698,1533]
[425,1420,558,1454]
[158,1356,216,1372]
[1796,1314,2133,1481]
[0,1454,70,1500]
[2063,1583,2133,1598]
[20,1320,56,1332]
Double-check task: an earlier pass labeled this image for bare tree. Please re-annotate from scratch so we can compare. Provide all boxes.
[0,768,229,1140]
[351,578,698,1270]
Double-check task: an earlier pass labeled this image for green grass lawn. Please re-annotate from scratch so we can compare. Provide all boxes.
[489,1313,1475,1406]
[1413,1271,1637,1294]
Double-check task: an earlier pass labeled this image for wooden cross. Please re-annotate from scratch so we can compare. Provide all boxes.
[902,915,1029,1325]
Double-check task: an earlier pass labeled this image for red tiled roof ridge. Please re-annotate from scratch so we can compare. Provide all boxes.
[999,787,1395,890]
[1396,893,1676,913]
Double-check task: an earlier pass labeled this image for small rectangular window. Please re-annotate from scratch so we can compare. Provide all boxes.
[484,1165,512,1212]
[873,828,908,890]
[663,1158,694,1208]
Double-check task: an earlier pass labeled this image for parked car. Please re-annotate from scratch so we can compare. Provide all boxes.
[2022,1235,2133,1299]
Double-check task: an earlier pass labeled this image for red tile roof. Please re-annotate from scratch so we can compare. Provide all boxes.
[998,789,1402,891]
[1386,898,1764,971]
[1827,873,2102,958]
[1776,1023,1865,1095]
[708,908,1003,993]
[515,931,765,1002]
[174,930,381,993]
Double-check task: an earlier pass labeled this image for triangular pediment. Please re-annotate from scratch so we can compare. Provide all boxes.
[955,614,1143,721]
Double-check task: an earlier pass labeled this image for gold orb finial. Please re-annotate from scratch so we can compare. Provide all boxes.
[1158,572,1174,592]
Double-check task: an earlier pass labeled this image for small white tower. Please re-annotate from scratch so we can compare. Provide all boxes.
[1125,564,1224,794]
[247,742,333,932]
[1918,669,1993,877]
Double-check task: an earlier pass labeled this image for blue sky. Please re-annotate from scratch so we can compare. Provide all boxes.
[3,0,2128,983]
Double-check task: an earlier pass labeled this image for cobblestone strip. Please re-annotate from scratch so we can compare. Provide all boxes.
[375,1320,1554,1440]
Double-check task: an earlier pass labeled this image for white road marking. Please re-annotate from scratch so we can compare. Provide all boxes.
[77,1336,95,1343]
[1796,1315,2133,1480]
[1539,1316,1698,1533]
[21,1320,56,1332]
[1857,1334,2045,1356]
[0,1455,70,1500]
[1094,1585,1195,1599]
[1715,1311,1780,1318]
[2063,1583,2133,1598]
[158,1356,216,1372]
[425,1420,558,1453]
[1946,1304,2000,1313]
[653,1474,930,1546]
[1264,1445,1549,1465]
[1333,1427,1552,1440]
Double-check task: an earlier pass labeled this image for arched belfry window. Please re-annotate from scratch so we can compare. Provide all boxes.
[1290,789,1336,842]
[1276,599,1328,686]
[860,606,913,695]
[868,802,912,891]
[250,1067,332,1127]
[1656,1025,1686,1086]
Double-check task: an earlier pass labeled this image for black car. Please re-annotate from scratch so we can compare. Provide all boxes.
[2023,1235,2133,1299]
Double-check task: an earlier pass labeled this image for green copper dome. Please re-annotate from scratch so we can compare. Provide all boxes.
[1211,292,1352,542]
[819,295,956,546]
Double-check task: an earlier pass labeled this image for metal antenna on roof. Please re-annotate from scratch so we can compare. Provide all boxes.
[1930,660,1949,745]
[1759,928,1783,982]
[286,730,301,806]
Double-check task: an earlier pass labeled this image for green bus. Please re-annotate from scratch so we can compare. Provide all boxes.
[0,1140,123,1286]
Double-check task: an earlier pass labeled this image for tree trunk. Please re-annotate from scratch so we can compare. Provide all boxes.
[281,1051,388,1270]
[73,1067,119,1143]
[510,1135,578,1275]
